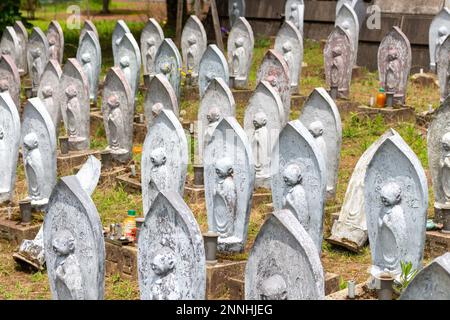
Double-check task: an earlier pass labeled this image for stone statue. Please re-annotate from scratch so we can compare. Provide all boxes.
[23,132,46,206]
[119,56,131,89]
[106,94,125,152]
[53,229,84,300]
[282,163,309,229]
[146,37,157,74]
[155,39,182,99]
[149,147,169,195]
[232,37,245,77]
[80,53,94,98]
[204,107,221,147]
[309,121,327,163]
[141,18,165,76]
[213,157,237,239]
[0,79,9,93]
[259,274,288,300]
[331,47,344,88]
[41,86,55,124]
[251,111,269,178]
[186,35,197,73]
[288,3,300,30]
[385,48,401,93]
[31,48,43,89]
[65,85,81,142]
[199,45,229,97]
[437,26,449,60]
[151,102,164,120]
[282,42,294,84]
[440,132,450,203]
[48,35,58,61]
[430,8,450,72]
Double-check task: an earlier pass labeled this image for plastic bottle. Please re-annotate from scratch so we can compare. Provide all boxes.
[376,88,386,108]
[123,210,137,242]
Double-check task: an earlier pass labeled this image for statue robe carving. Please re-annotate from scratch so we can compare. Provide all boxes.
[282,163,309,229]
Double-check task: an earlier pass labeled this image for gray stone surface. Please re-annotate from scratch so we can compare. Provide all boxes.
[244,81,284,188]
[141,109,188,216]
[140,18,164,76]
[21,98,57,207]
[324,26,353,99]
[59,58,90,151]
[436,33,450,102]
[181,15,207,83]
[27,27,48,91]
[102,67,134,163]
[204,117,255,252]
[37,59,62,133]
[138,190,206,300]
[1,26,20,72]
[0,54,20,110]
[13,21,28,75]
[427,96,450,209]
[155,39,182,100]
[199,45,229,98]
[77,30,101,103]
[44,175,105,300]
[400,253,450,300]
[80,20,99,43]
[47,20,64,65]
[429,8,450,72]
[229,0,246,27]
[365,133,428,278]
[285,0,304,35]
[117,32,141,100]
[299,88,342,199]
[335,3,359,66]
[227,17,254,89]
[271,120,327,253]
[0,92,20,204]
[112,20,130,66]
[256,49,291,120]
[197,77,235,165]
[144,74,178,125]
[274,21,303,92]
[330,129,397,251]
[378,26,412,105]
[245,209,325,300]
[336,0,369,27]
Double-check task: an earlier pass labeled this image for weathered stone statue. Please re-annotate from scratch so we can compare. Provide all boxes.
[112,20,130,66]
[285,0,304,35]
[181,15,207,84]
[204,107,221,146]
[282,164,309,228]
[117,32,141,101]
[385,48,401,94]
[31,48,44,90]
[144,74,179,125]
[38,64,61,134]
[0,26,20,69]
[47,20,64,64]
[229,0,245,27]
[13,21,28,75]
[365,133,428,279]
[155,39,182,99]
[199,45,229,97]
[77,30,101,103]
[27,27,49,92]
[138,191,205,300]
[436,33,450,102]
[0,54,20,110]
[141,18,165,76]
[429,7,450,72]
[245,209,325,300]
[335,3,359,65]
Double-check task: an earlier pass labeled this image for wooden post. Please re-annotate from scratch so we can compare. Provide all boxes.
[175,0,184,47]
[210,0,224,52]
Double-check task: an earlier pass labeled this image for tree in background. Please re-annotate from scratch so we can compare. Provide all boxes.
[166,0,188,33]
[102,0,111,13]
[1,1,24,29]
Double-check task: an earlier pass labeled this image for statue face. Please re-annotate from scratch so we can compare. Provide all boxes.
[215,157,233,179]
[81,53,91,63]
[150,147,167,167]
[2,48,11,55]
[42,86,53,97]
[52,230,75,256]
[161,62,172,74]
[387,49,398,62]
[152,103,163,116]
[282,42,292,53]
[308,121,324,138]
[48,37,56,46]
[206,107,220,123]
[23,132,39,150]
[107,94,120,109]
[260,274,288,300]
[283,163,302,187]
[438,26,448,37]
[441,132,450,151]
[267,76,278,88]
[65,85,78,98]
[151,248,175,276]
[188,36,197,46]
[332,47,342,58]
[380,182,402,207]
[147,37,156,46]
[253,111,267,129]
[120,57,130,68]
[31,48,41,58]
[0,80,9,92]
[291,4,297,11]
[235,38,244,47]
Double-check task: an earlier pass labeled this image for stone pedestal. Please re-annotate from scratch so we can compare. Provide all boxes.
[326,280,375,300]
[357,105,416,124]
[0,213,41,246]
[105,241,138,280]
[425,230,450,260]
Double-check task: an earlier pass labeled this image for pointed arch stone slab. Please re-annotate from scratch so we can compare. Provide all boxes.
[27,27,49,91]
[47,20,64,65]
[21,97,57,206]
[141,18,165,76]
[80,20,99,43]
[144,73,179,125]
[285,0,305,35]
[271,120,327,253]
[336,0,368,27]
[429,8,450,72]
[102,67,134,163]
[436,33,450,102]
[14,21,28,75]
[1,26,20,71]
[117,32,141,101]
[181,15,207,81]
[155,38,182,100]
[204,116,255,253]
[0,54,20,110]
[199,44,229,98]
[365,134,428,278]
[227,17,254,89]
[138,190,205,300]
[77,30,101,103]
[141,109,188,216]
[335,3,359,66]
[229,0,246,28]
[0,92,20,203]
[299,88,342,199]
[44,175,105,300]
[245,209,324,300]
[38,59,62,132]
[112,20,131,66]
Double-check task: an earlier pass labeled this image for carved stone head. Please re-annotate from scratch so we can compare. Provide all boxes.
[23,132,39,151]
[291,3,297,11]
[151,246,176,276]
[283,163,303,187]
[161,62,172,74]
[282,41,292,53]
[0,127,4,140]
[150,147,167,167]
[235,37,244,48]
[233,2,238,9]
[151,103,163,117]
[0,79,9,92]
[107,94,120,110]
[2,48,11,55]
[42,85,53,98]
[442,132,450,152]
[31,48,42,59]
[52,229,76,256]
[65,85,78,99]
[48,35,57,46]
[147,37,156,47]
[253,111,267,129]
[267,75,278,88]
[81,53,91,64]
[332,46,342,58]
[387,48,398,62]
[260,274,288,300]
[206,107,221,124]
[438,26,448,38]
[341,20,350,31]
[188,35,197,46]
[308,120,324,138]
[380,181,402,207]
[215,157,233,179]
[120,56,130,68]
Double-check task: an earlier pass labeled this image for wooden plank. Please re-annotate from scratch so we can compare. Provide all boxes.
[210,0,224,52]
[175,0,184,47]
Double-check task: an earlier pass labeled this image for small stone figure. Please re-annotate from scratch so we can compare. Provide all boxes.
[213,157,237,239]
[41,86,56,126]
[119,56,131,89]
[259,274,288,300]
[161,62,173,82]
[144,246,180,300]
[289,4,300,30]
[186,35,197,73]
[23,133,46,205]
[31,48,43,89]
[232,38,245,77]
[149,147,169,193]
[1,48,11,56]
[251,111,269,178]
[282,163,309,229]
[440,132,450,203]
[80,53,94,99]
[308,121,327,165]
[231,2,240,25]
[331,47,344,88]
[377,181,407,274]
[437,26,449,62]
[204,107,221,146]
[65,85,80,141]
[146,37,157,74]
[106,94,125,152]
[48,36,58,61]
[385,48,401,94]
[52,229,84,300]
[151,102,164,120]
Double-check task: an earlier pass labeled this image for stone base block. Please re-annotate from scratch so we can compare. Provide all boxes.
[105,241,138,280]
[206,260,246,300]
[57,149,100,174]
[357,105,416,124]
[0,214,41,246]
[411,72,438,88]
[326,280,374,300]
[325,272,340,295]
[425,231,450,260]
[116,174,141,193]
